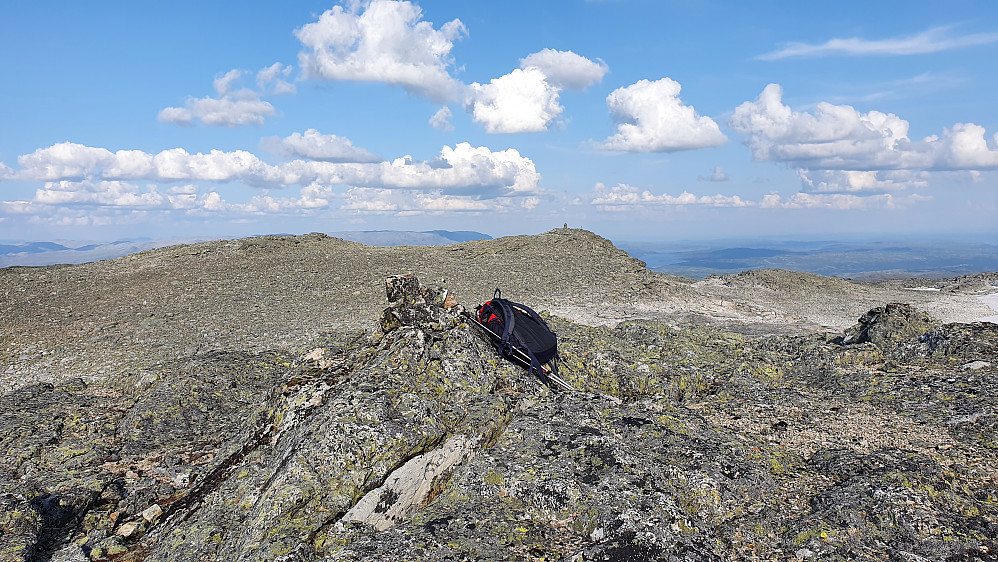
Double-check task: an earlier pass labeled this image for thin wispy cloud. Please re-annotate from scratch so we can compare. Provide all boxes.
[823,72,968,105]
[758,25,998,60]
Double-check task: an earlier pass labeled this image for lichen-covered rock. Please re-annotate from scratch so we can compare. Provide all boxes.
[920,321,998,363]
[321,303,998,561]
[548,318,748,400]
[797,447,996,560]
[384,273,421,303]
[136,277,532,561]
[0,348,296,559]
[1,267,996,561]
[0,492,43,561]
[840,302,939,351]
[328,392,780,561]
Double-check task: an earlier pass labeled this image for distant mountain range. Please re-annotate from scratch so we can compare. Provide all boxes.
[617,239,998,281]
[4,231,997,281]
[0,239,208,268]
[329,230,491,246]
[0,231,493,268]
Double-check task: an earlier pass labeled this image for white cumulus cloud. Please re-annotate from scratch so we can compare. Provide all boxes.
[465,68,562,134]
[11,142,540,195]
[17,143,117,180]
[342,187,495,214]
[6,179,340,219]
[304,143,540,193]
[165,184,201,210]
[25,181,237,213]
[152,148,274,182]
[519,48,608,90]
[199,191,228,212]
[260,129,382,163]
[158,66,289,127]
[466,49,607,134]
[586,182,928,212]
[238,183,336,214]
[798,169,929,193]
[760,192,903,210]
[599,78,727,152]
[590,183,751,210]
[729,83,911,168]
[429,106,455,131]
[102,150,156,179]
[729,83,998,171]
[936,123,998,169]
[159,97,275,127]
[32,180,166,207]
[295,0,467,103]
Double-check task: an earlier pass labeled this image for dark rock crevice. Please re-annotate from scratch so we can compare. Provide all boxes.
[163,414,276,526]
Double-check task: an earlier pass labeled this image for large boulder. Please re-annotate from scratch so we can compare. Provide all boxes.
[137,277,533,561]
[840,303,938,352]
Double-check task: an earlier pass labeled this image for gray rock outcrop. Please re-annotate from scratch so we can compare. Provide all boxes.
[1,230,996,561]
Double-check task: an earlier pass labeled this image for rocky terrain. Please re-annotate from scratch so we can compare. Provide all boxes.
[1,228,996,561]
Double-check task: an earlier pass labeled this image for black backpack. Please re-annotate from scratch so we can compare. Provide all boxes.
[474,289,572,391]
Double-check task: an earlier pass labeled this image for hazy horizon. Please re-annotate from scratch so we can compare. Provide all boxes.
[3,226,997,249]
[4,229,998,282]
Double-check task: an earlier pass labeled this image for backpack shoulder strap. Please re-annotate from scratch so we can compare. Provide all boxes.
[495,298,516,356]
[510,301,548,328]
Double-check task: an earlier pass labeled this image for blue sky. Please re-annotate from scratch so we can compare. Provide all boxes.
[2,0,997,243]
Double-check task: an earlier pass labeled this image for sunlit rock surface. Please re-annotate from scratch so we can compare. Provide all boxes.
[1,230,996,561]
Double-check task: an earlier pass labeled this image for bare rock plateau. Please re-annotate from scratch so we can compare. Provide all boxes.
[1,229,996,561]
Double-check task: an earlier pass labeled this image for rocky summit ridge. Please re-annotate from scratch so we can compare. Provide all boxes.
[1,228,997,561]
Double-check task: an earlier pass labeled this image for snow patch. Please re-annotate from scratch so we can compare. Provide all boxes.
[977,293,998,324]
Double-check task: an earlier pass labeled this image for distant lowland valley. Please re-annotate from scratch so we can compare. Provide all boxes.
[3,230,998,282]
[617,238,998,281]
